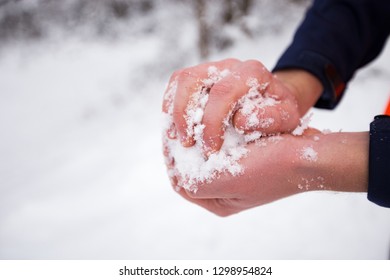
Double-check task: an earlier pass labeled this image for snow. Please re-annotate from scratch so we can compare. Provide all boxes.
[163,70,286,192]
[298,176,325,191]
[300,146,318,162]
[165,124,249,192]
[292,113,313,136]
[1,2,390,260]
[239,79,278,129]
[163,68,250,192]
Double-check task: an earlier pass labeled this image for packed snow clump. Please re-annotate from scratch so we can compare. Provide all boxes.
[162,66,310,192]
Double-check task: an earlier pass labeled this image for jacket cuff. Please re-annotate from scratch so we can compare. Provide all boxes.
[367,115,390,207]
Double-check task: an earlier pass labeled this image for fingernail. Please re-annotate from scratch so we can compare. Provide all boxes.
[180,135,194,147]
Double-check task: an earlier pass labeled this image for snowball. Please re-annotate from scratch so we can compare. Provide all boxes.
[238,79,279,130]
[162,67,315,192]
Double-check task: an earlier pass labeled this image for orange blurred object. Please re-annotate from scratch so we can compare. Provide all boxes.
[385,97,390,116]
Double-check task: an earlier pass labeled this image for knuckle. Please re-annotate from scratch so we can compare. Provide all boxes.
[171,69,183,79]
[177,67,201,82]
[244,59,263,69]
[244,59,269,75]
[169,69,186,84]
[222,58,241,65]
[180,69,193,79]
[210,81,233,97]
[174,69,193,83]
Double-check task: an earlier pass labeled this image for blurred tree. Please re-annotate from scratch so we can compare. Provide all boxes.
[0,1,42,40]
[195,0,253,59]
[110,0,130,18]
[222,0,252,24]
[0,0,309,57]
[0,0,159,41]
[108,0,153,19]
[196,0,209,59]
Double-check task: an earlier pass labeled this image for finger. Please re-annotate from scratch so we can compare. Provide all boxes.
[177,188,238,217]
[162,71,181,139]
[173,68,206,147]
[233,96,300,135]
[163,152,180,190]
[173,59,241,147]
[232,68,300,135]
[303,127,322,136]
[162,70,180,114]
[181,172,240,200]
[203,60,271,153]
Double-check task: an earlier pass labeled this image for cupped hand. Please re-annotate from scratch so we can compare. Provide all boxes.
[170,132,318,216]
[168,128,368,216]
[170,129,321,216]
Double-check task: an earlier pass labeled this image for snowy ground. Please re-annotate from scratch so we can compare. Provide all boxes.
[1,3,390,260]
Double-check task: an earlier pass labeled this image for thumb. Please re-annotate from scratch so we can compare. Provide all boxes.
[233,98,300,135]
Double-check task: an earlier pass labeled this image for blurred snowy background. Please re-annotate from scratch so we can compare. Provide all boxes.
[0,0,390,259]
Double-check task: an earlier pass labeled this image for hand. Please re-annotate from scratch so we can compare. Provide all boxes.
[170,130,368,217]
[162,59,302,154]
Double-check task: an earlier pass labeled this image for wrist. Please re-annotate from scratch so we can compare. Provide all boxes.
[273,69,323,116]
[310,132,369,193]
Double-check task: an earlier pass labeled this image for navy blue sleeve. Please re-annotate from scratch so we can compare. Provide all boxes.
[368,115,390,208]
[273,0,390,109]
